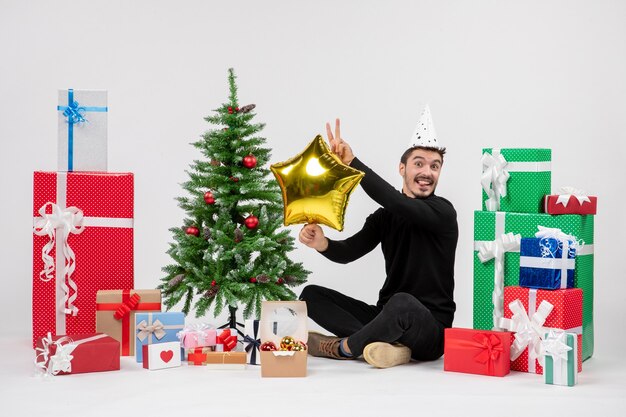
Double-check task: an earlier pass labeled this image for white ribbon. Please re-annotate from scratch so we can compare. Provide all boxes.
[481,151,510,212]
[478,231,521,330]
[33,202,85,316]
[136,319,166,342]
[48,342,77,375]
[34,333,107,376]
[556,186,591,208]
[499,293,553,373]
[535,226,580,250]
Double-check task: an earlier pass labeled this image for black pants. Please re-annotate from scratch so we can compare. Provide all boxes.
[300,284,445,361]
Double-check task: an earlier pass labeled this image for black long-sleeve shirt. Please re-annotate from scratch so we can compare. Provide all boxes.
[321,157,458,327]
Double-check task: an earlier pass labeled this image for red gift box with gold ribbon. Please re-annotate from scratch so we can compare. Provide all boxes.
[444,328,512,377]
[96,289,161,355]
[32,171,134,348]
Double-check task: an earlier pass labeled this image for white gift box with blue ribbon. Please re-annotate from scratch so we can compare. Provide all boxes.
[519,227,578,290]
[57,89,108,172]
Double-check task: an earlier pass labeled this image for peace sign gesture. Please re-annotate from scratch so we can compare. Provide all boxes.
[326,118,355,166]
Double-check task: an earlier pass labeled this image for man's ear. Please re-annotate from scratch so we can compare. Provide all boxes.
[399,162,405,176]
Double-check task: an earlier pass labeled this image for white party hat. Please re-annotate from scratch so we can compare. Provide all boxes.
[408,104,443,150]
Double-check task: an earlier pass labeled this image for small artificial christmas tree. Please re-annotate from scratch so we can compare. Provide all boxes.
[159,68,309,321]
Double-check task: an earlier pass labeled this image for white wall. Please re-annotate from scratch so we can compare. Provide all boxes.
[1,0,624,355]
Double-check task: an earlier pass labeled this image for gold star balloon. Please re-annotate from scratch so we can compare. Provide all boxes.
[270,135,364,231]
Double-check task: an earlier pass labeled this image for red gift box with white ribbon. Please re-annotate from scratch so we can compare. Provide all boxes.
[500,286,583,374]
[543,187,597,215]
[32,171,134,347]
[35,333,120,375]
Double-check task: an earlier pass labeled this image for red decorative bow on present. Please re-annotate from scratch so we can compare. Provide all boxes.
[216,329,237,351]
[113,293,141,320]
[472,333,504,376]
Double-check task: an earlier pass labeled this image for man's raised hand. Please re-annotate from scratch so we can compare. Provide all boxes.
[326,118,355,165]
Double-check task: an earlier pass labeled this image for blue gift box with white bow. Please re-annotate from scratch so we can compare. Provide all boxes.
[519,237,576,290]
[135,312,185,362]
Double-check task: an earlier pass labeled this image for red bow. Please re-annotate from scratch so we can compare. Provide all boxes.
[113,293,141,320]
[472,333,503,375]
[216,329,237,352]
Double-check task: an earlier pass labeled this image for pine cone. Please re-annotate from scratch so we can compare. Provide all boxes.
[284,275,297,284]
[277,237,289,244]
[168,274,185,288]
[257,274,270,284]
[234,228,244,243]
[203,287,219,299]
[240,104,256,113]
[203,227,212,240]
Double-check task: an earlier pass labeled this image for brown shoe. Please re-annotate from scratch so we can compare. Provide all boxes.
[307,332,351,360]
[363,342,411,368]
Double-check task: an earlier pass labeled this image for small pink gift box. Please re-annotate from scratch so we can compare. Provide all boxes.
[177,323,217,349]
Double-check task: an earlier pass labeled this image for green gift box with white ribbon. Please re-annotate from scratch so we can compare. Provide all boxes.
[473,210,594,360]
[481,148,551,213]
[543,331,578,387]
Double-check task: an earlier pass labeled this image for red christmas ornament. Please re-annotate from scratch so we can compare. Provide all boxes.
[242,154,257,169]
[230,176,239,182]
[244,215,259,229]
[277,277,285,285]
[249,277,257,283]
[223,127,228,131]
[235,107,239,112]
[261,341,277,351]
[211,280,217,287]
[204,191,215,204]
[228,106,233,114]
[185,226,200,237]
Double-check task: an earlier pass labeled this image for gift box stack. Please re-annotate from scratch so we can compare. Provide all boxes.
[32,89,143,375]
[182,325,246,369]
[445,148,596,386]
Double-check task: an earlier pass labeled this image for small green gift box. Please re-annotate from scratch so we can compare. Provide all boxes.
[481,148,551,213]
[473,210,594,360]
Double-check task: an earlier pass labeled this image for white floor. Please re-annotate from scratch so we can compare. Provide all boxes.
[2,336,624,417]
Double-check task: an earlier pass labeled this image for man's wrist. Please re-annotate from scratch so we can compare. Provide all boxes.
[316,238,329,252]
